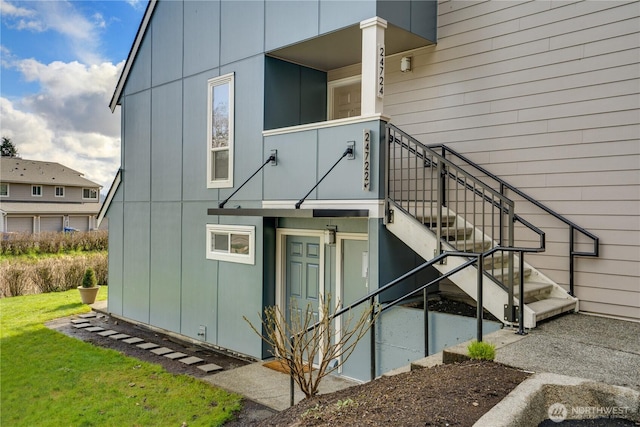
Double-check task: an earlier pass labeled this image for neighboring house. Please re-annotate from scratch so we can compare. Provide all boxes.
[0,158,103,233]
[104,0,639,380]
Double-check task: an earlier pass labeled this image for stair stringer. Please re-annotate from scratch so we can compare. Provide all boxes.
[386,207,538,328]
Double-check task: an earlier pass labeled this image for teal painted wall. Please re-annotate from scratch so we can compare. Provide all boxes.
[110,0,436,360]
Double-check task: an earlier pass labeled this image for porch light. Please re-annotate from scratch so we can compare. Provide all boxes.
[401,56,412,73]
[325,227,336,245]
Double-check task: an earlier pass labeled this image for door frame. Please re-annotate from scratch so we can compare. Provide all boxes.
[275,228,327,328]
[327,75,361,120]
[335,232,368,374]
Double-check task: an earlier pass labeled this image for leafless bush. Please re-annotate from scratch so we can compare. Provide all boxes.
[245,295,378,399]
[0,230,108,256]
[3,267,27,297]
[0,252,108,297]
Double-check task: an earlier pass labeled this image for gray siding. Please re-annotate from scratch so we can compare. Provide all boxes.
[0,183,98,204]
[384,0,640,320]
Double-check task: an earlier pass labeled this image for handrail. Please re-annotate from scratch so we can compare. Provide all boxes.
[287,243,544,406]
[430,143,599,295]
[295,146,353,209]
[218,153,276,208]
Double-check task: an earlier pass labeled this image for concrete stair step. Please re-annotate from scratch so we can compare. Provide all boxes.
[449,238,492,253]
[486,266,532,285]
[527,298,577,323]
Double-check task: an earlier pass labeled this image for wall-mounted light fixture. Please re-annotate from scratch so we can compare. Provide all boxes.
[325,226,337,245]
[400,56,412,73]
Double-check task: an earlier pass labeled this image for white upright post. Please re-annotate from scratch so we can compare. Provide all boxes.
[360,17,387,116]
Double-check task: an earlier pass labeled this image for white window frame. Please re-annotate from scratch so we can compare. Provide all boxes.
[32,185,42,197]
[206,224,255,265]
[55,186,65,198]
[207,73,234,189]
[0,183,8,197]
[83,188,98,200]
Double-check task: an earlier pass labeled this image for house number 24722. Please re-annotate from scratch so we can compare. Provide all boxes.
[377,44,385,98]
[363,129,371,191]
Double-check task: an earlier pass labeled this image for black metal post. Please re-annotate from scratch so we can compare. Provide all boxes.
[569,226,575,296]
[289,336,295,407]
[477,253,483,342]
[517,251,527,335]
[423,288,429,357]
[370,296,376,381]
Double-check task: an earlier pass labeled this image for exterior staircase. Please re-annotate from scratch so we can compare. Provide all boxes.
[383,124,595,329]
[386,203,578,328]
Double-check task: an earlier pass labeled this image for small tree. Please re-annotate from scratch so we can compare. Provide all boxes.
[81,267,98,288]
[1,137,18,157]
[245,295,378,399]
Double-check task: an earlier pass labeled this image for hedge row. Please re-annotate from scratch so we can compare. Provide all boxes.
[1,230,108,256]
[0,252,108,297]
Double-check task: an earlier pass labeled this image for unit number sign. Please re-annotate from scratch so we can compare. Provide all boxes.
[363,129,371,191]
[377,44,385,98]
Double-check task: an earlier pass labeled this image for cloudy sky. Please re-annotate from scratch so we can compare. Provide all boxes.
[1,0,146,191]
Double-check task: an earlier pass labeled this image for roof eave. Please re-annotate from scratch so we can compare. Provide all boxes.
[109,0,158,112]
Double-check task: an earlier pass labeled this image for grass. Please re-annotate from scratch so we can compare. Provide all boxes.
[467,340,496,361]
[0,288,242,426]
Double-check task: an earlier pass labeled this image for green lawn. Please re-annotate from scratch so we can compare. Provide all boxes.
[0,288,242,426]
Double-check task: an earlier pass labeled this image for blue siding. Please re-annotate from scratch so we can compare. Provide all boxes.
[122,202,151,323]
[265,1,319,51]
[123,91,151,202]
[151,81,183,202]
[124,34,151,95]
[150,202,182,331]
[152,0,184,86]
[220,1,264,65]
[180,202,219,343]
[107,201,124,316]
[184,1,220,76]
[319,0,375,34]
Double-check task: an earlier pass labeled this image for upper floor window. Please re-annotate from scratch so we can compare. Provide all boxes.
[207,73,234,189]
[83,188,98,200]
[55,186,65,197]
[32,185,42,197]
[0,183,8,197]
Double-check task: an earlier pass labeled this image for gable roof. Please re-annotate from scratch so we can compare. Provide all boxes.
[0,158,101,188]
[109,0,157,112]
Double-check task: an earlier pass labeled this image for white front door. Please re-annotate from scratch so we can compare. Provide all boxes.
[328,77,361,120]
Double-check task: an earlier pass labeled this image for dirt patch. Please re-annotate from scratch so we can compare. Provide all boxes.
[257,361,530,427]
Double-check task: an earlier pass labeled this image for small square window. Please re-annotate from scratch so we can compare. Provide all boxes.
[206,224,255,265]
[32,185,42,197]
[55,186,65,197]
[0,183,8,197]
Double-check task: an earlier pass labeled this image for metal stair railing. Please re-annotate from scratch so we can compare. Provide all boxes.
[287,243,543,406]
[386,123,547,321]
[429,143,599,296]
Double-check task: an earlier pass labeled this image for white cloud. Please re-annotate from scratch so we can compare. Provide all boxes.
[1,0,105,64]
[0,59,124,190]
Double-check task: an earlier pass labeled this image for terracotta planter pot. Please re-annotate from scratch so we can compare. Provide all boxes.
[78,286,100,304]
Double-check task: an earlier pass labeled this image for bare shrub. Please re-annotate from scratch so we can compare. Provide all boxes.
[62,258,87,291]
[90,253,109,286]
[245,295,378,399]
[0,230,108,256]
[2,266,27,297]
[32,260,61,293]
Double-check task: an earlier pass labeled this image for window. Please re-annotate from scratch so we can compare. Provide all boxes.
[0,183,8,197]
[206,224,255,265]
[207,73,234,188]
[83,188,98,200]
[32,185,42,197]
[55,186,65,197]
